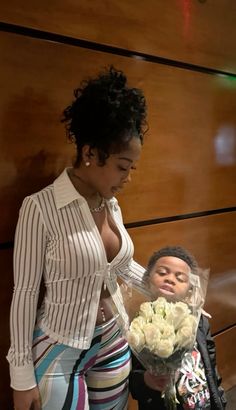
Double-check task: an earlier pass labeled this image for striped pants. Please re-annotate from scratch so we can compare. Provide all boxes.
[32,318,131,410]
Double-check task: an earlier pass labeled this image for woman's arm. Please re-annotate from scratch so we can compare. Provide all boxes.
[118,258,152,297]
[7,196,47,390]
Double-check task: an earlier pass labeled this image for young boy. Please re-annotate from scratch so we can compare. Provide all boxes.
[129,246,227,410]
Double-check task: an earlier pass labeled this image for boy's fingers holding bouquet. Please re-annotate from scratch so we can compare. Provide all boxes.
[144,371,170,391]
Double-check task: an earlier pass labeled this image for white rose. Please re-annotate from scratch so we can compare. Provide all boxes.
[165,302,190,328]
[180,315,197,333]
[130,316,146,331]
[152,297,168,317]
[154,338,174,358]
[176,325,195,348]
[152,314,166,328]
[143,323,161,350]
[139,302,154,321]
[174,301,191,316]
[160,323,175,340]
[151,315,175,340]
[127,329,145,352]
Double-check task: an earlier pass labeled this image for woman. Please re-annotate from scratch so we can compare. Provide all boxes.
[7,66,147,410]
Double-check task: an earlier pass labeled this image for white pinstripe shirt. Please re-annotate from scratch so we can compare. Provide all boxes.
[7,168,145,390]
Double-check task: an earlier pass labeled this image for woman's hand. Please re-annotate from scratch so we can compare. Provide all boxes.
[13,386,41,410]
[144,371,170,391]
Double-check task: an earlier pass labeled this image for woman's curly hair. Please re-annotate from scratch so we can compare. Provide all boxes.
[61,66,147,165]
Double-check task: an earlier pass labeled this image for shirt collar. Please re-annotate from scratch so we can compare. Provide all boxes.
[53,167,118,210]
[53,168,85,209]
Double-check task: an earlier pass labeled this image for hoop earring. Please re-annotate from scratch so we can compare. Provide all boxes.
[85,161,91,167]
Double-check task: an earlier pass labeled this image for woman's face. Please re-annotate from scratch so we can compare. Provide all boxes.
[86,137,142,199]
[149,256,191,301]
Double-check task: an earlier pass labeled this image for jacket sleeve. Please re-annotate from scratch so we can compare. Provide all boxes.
[203,316,227,408]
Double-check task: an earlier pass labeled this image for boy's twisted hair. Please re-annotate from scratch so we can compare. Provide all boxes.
[145,246,199,278]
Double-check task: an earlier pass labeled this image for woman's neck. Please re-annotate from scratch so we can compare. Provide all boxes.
[69,168,103,209]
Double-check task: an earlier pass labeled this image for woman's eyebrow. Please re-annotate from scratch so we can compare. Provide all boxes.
[117,157,133,162]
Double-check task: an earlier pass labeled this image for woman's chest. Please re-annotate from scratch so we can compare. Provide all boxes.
[93,209,122,263]
[43,205,131,280]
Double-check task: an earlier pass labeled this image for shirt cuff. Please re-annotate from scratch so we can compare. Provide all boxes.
[9,362,37,390]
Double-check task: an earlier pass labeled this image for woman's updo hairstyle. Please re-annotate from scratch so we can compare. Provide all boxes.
[61,66,147,165]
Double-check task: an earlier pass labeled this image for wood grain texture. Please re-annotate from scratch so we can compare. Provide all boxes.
[214,326,236,391]
[1,1,236,72]
[0,3,236,399]
[128,395,137,410]
[127,212,236,334]
[1,32,236,241]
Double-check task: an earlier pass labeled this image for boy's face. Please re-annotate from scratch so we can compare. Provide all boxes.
[149,256,191,301]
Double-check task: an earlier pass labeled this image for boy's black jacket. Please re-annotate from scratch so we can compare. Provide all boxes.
[129,315,227,410]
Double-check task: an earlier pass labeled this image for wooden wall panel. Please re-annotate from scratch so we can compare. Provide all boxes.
[128,395,137,410]
[214,326,236,391]
[1,0,236,400]
[127,212,236,335]
[1,1,236,73]
[1,32,236,242]
[206,271,236,335]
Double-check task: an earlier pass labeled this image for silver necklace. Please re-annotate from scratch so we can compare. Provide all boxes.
[89,197,105,213]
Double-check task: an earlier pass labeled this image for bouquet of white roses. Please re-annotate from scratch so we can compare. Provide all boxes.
[118,266,209,410]
[127,297,197,365]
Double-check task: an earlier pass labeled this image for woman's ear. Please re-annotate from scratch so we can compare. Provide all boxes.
[81,145,96,166]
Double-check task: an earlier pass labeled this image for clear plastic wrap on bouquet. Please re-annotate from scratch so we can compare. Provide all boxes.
[118,267,209,410]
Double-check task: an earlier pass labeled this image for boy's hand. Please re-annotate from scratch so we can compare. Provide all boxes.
[144,371,170,391]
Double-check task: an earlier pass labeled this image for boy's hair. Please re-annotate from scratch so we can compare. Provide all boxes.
[145,246,199,278]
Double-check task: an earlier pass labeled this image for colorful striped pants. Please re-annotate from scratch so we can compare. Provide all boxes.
[32,318,131,410]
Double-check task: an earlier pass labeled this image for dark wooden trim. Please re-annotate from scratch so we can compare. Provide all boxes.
[125,208,236,229]
[1,208,236,247]
[1,21,236,78]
